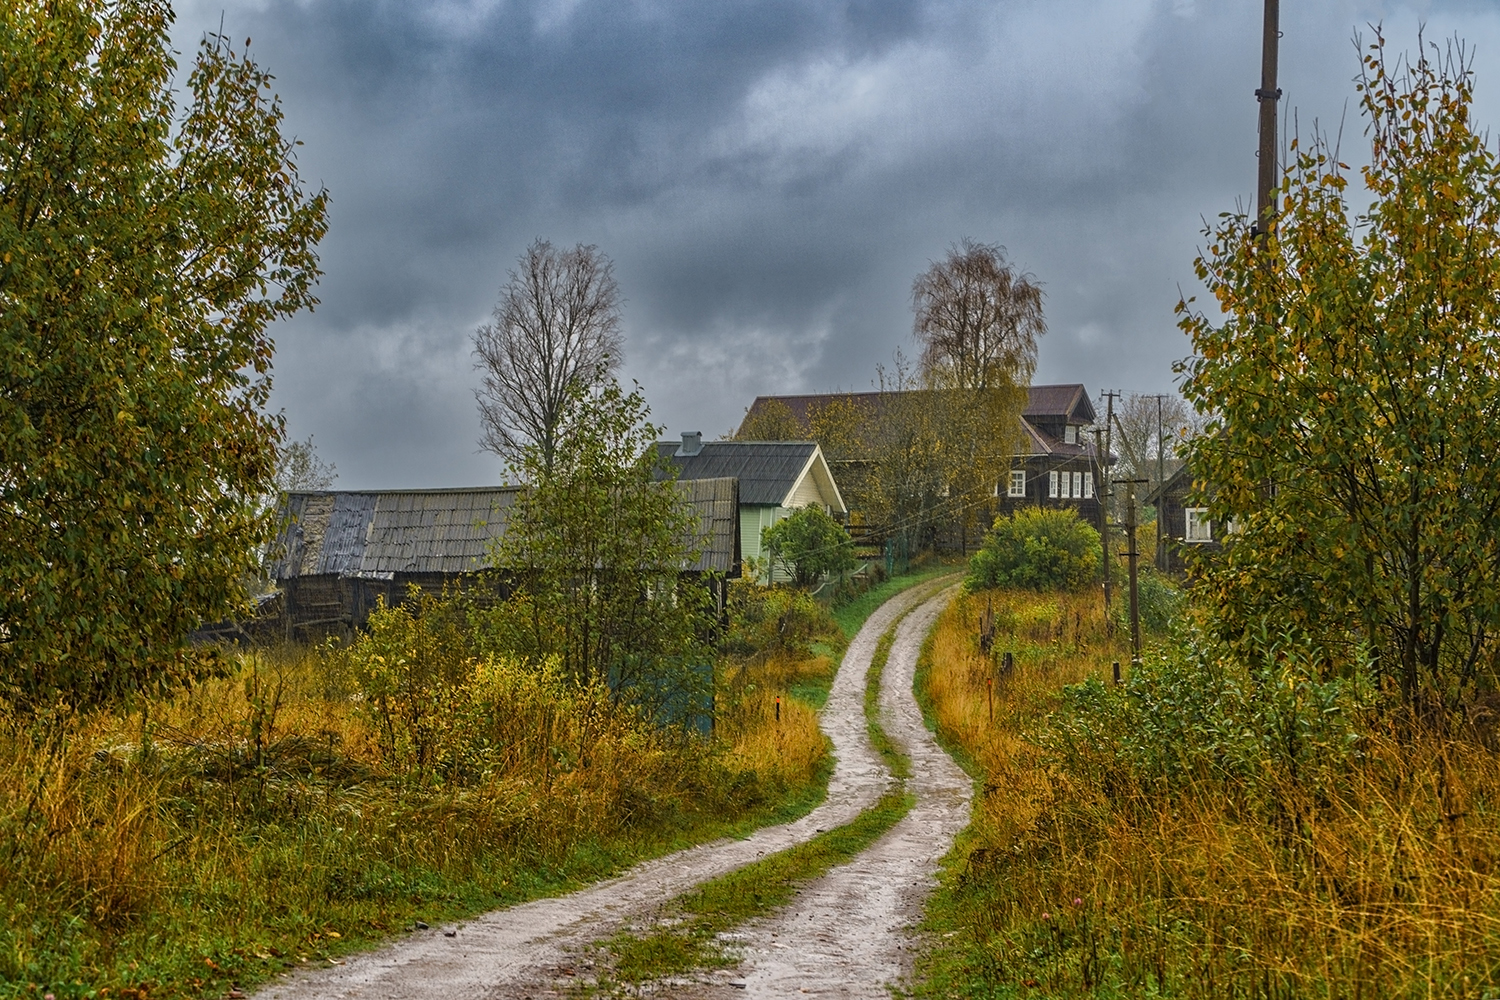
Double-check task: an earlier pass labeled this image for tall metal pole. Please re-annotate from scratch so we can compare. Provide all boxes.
[1255,0,1282,236]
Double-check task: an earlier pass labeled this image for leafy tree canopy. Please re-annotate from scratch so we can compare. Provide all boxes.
[496,377,711,695]
[734,398,803,441]
[0,2,328,716]
[1179,32,1500,714]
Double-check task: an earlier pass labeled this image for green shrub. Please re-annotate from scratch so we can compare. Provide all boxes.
[723,581,842,660]
[1112,568,1185,634]
[967,507,1100,592]
[1043,622,1373,799]
[762,506,856,588]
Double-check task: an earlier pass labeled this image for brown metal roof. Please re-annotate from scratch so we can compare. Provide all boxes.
[743,384,1096,436]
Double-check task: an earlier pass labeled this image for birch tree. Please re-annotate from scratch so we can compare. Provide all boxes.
[0,2,328,716]
[474,240,624,475]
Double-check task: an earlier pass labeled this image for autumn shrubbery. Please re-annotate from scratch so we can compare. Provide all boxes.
[0,584,834,999]
[966,507,1100,593]
[917,591,1500,999]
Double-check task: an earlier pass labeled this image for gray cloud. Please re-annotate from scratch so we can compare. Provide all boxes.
[171,0,1500,487]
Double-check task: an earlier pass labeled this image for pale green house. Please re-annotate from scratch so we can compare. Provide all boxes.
[656,433,847,583]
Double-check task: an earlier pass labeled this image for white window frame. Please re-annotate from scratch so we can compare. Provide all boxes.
[1083,472,1095,499]
[1185,508,1214,543]
[1007,470,1026,498]
[1048,471,1059,498]
[1059,471,1071,499]
[1064,425,1077,445]
[1072,471,1083,498]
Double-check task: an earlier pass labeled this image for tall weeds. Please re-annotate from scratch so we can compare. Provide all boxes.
[918,591,1500,998]
[0,594,828,998]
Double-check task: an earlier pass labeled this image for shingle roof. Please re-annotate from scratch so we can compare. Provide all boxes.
[268,480,739,579]
[268,488,520,580]
[676,477,740,573]
[655,441,820,506]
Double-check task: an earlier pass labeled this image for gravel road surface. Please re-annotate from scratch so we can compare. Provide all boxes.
[255,577,954,1000]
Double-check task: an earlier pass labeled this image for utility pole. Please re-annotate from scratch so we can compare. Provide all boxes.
[1116,477,1148,667]
[1099,391,1119,630]
[1147,394,1168,571]
[1255,0,1282,236]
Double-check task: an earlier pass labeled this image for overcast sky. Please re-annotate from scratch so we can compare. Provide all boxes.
[171,0,1500,489]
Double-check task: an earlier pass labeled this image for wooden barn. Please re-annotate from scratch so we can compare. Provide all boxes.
[265,479,740,640]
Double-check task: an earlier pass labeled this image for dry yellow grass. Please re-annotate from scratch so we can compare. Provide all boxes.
[918,588,1500,998]
[0,634,831,998]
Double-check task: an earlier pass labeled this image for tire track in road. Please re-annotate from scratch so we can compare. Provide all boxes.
[670,586,967,999]
[255,578,954,1000]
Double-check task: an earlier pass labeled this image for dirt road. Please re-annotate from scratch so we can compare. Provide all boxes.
[255,578,956,1000]
[673,586,969,998]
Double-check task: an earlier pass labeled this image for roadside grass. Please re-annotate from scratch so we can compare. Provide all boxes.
[0,565,959,1000]
[0,641,827,1000]
[586,578,955,992]
[915,587,1500,999]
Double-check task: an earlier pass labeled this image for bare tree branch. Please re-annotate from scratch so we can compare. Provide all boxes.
[473,239,624,475]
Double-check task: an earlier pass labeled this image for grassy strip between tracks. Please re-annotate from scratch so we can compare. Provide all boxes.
[587,590,948,991]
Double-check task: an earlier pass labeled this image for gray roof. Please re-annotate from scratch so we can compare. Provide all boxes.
[676,477,740,573]
[655,440,819,506]
[268,488,520,580]
[269,480,739,580]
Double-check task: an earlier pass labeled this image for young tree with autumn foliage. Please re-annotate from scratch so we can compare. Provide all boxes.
[0,3,328,717]
[1179,33,1500,716]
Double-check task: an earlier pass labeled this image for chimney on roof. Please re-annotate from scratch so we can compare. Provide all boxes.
[677,431,703,457]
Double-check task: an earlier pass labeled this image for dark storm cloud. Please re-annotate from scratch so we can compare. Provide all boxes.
[172,0,1500,487]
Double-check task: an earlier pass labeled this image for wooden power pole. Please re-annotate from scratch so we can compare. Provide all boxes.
[1255,0,1282,235]
[1117,478,1148,667]
[1099,391,1119,630]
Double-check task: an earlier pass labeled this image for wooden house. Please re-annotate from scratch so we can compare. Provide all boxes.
[995,384,1107,528]
[264,479,740,639]
[1144,465,1221,575]
[738,383,1109,537]
[655,434,845,583]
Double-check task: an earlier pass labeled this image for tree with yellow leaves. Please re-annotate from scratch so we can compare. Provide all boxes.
[1179,32,1500,716]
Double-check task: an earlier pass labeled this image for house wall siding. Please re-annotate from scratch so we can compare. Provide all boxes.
[785,473,825,510]
[994,456,1105,529]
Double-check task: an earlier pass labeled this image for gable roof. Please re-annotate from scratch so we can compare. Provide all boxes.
[269,480,739,579]
[655,440,845,512]
[1022,384,1095,423]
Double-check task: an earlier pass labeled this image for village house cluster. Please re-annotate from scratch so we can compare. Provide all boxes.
[261,383,1211,638]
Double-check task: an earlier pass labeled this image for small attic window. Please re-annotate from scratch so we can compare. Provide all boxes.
[1064,425,1078,445]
